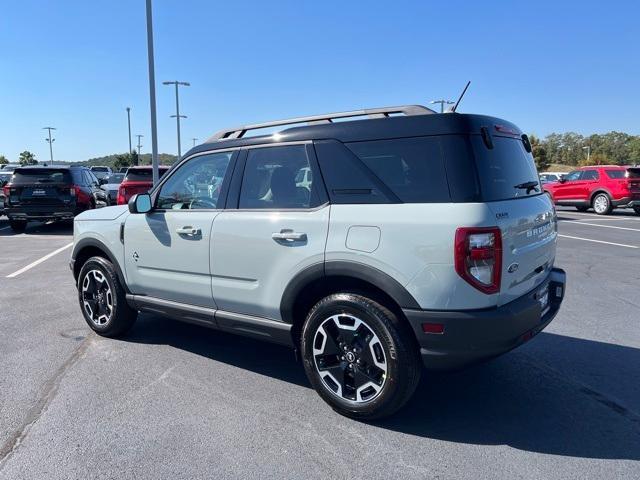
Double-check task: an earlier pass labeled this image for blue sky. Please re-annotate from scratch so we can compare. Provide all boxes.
[1,0,638,162]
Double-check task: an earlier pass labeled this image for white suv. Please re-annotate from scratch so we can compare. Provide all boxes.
[70,105,566,419]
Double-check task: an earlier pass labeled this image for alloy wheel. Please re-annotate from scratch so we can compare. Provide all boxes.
[312,314,387,403]
[81,269,113,326]
[594,195,609,214]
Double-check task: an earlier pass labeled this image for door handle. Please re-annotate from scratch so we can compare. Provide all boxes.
[176,226,201,236]
[272,229,307,242]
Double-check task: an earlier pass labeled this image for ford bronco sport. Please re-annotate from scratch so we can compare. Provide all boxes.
[70,105,566,419]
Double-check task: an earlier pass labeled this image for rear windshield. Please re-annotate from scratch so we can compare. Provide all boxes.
[105,173,125,184]
[470,135,541,201]
[91,167,110,172]
[125,168,168,182]
[626,168,640,179]
[11,169,72,185]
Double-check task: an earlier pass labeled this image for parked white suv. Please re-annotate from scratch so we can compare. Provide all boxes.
[70,105,566,419]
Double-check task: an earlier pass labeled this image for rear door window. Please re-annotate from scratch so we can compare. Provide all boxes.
[11,169,72,185]
[346,137,450,203]
[582,170,599,180]
[470,136,541,201]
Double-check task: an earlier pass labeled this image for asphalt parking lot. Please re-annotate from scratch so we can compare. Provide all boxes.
[0,208,639,479]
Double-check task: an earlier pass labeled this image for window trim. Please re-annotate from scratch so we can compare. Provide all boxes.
[150,149,240,212]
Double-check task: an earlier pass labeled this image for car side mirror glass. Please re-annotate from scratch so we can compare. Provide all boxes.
[129,193,152,214]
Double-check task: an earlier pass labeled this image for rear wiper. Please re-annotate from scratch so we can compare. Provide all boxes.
[514,181,540,194]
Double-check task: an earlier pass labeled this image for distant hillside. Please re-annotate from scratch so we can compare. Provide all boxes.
[81,153,178,167]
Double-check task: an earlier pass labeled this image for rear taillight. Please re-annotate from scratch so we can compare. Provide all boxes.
[116,186,126,205]
[454,227,502,294]
[2,185,9,197]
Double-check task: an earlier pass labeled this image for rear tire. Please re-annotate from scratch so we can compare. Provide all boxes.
[592,193,612,215]
[301,293,421,420]
[77,256,137,337]
[9,220,27,233]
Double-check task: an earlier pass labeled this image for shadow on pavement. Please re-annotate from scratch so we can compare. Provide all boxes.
[0,219,73,236]
[123,315,640,461]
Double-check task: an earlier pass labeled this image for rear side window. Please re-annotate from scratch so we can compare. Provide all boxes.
[240,145,319,209]
[11,169,72,185]
[346,137,450,203]
[470,136,541,201]
[582,170,599,180]
[605,169,626,179]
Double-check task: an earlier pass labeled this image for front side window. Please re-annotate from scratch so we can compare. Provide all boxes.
[239,145,316,209]
[157,152,232,210]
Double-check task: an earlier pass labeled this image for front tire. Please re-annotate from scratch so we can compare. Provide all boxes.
[9,219,27,233]
[301,293,421,420]
[633,206,640,216]
[77,256,137,337]
[592,193,612,215]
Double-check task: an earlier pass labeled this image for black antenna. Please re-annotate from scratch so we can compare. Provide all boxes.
[451,81,471,113]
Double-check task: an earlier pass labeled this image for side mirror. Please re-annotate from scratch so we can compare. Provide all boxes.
[128,193,152,214]
[558,177,566,183]
[99,178,108,185]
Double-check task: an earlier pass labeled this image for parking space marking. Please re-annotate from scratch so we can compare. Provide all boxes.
[558,210,640,220]
[559,220,640,232]
[558,234,638,249]
[0,226,11,231]
[6,242,73,278]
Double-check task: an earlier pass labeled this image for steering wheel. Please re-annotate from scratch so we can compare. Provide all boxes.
[188,196,217,209]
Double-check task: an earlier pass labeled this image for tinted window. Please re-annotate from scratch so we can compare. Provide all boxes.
[0,173,12,186]
[582,170,599,180]
[91,167,110,172]
[125,168,169,182]
[239,145,315,209]
[605,169,626,179]
[105,174,125,184]
[347,137,450,203]
[157,152,232,210]
[564,170,583,181]
[470,136,541,201]
[11,168,72,185]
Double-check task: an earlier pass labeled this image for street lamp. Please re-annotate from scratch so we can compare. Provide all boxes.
[162,80,190,159]
[429,99,455,113]
[43,127,56,165]
[126,107,132,154]
[582,146,591,163]
[145,0,160,185]
[136,134,144,157]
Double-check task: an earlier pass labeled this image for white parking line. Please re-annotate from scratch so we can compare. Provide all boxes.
[560,220,640,232]
[6,242,73,278]
[0,226,11,231]
[558,210,640,220]
[558,234,638,249]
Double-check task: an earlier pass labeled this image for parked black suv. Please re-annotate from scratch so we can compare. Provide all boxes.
[3,166,107,232]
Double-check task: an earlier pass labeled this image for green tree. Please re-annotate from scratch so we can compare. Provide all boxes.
[0,155,8,165]
[19,151,37,166]
[529,134,550,172]
[130,150,139,167]
[113,153,132,171]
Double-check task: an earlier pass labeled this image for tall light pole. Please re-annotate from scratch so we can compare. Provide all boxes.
[430,99,455,113]
[192,137,198,147]
[43,127,56,165]
[126,107,132,154]
[162,80,190,159]
[145,0,159,185]
[582,146,591,163]
[136,135,144,156]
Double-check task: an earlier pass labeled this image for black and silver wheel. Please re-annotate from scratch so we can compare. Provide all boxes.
[592,193,612,215]
[9,219,27,233]
[301,293,421,420]
[77,256,137,337]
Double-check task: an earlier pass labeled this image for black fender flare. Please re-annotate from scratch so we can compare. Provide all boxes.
[71,237,129,292]
[279,260,421,324]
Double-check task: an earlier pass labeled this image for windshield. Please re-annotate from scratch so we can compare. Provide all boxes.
[471,135,541,201]
[10,168,72,185]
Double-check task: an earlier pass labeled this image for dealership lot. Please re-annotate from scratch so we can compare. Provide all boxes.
[0,208,638,479]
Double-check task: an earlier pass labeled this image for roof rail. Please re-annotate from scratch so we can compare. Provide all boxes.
[206,104,435,142]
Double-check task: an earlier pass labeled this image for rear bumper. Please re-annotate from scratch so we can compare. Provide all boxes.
[6,205,76,221]
[403,268,567,371]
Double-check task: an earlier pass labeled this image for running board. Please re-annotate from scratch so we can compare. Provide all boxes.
[126,294,293,346]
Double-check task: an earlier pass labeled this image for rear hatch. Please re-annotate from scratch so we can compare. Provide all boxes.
[627,167,640,199]
[471,134,557,307]
[7,168,74,207]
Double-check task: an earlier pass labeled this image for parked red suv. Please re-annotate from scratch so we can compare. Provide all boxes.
[544,165,640,215]
[116,166,170,205]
